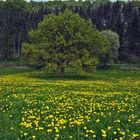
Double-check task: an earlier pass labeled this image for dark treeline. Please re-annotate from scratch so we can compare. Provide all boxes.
[0,0,140,63]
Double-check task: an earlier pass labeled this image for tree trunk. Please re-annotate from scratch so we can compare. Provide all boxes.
[17,33,21,58]
[59,67,65,76]
[0,41,2,59]
[13,33,16,58]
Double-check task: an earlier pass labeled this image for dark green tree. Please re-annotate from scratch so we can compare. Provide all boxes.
[124,10,140,62]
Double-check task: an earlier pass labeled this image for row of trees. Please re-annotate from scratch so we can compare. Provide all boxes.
[0,0,140,63]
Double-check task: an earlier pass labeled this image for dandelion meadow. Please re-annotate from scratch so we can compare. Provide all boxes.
[0,68,140,140]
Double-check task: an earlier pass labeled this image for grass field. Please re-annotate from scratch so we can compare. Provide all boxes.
[0,68,140,140]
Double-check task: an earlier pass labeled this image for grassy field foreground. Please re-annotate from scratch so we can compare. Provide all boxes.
[0,68,140,140]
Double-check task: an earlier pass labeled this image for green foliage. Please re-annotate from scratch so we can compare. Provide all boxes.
[0,0,140,62]
[22,9,109,75]
[100,30,120,67]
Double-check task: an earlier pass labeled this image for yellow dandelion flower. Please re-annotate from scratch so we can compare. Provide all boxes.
[32,135,36,139]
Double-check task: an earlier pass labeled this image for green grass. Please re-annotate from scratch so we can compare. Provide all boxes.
[0,68,140,140]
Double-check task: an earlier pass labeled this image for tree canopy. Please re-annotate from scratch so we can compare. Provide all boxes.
[100,30,120,67]
[22,10,109,75]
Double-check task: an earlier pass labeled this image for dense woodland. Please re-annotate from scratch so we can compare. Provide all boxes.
[0,0,140,63]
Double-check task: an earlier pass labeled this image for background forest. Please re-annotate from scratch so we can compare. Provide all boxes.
[0,0,140,64]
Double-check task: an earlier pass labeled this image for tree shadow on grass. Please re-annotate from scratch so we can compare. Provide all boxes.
[1,67,139,81]
[31,70,140,81]
[0,67,95,81]
[30,69,114,81]
[32,72,94,81]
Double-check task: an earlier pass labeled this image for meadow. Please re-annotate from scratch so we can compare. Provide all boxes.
[0,68,140,140]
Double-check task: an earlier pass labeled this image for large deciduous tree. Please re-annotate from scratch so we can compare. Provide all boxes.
[22,10,109,76]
